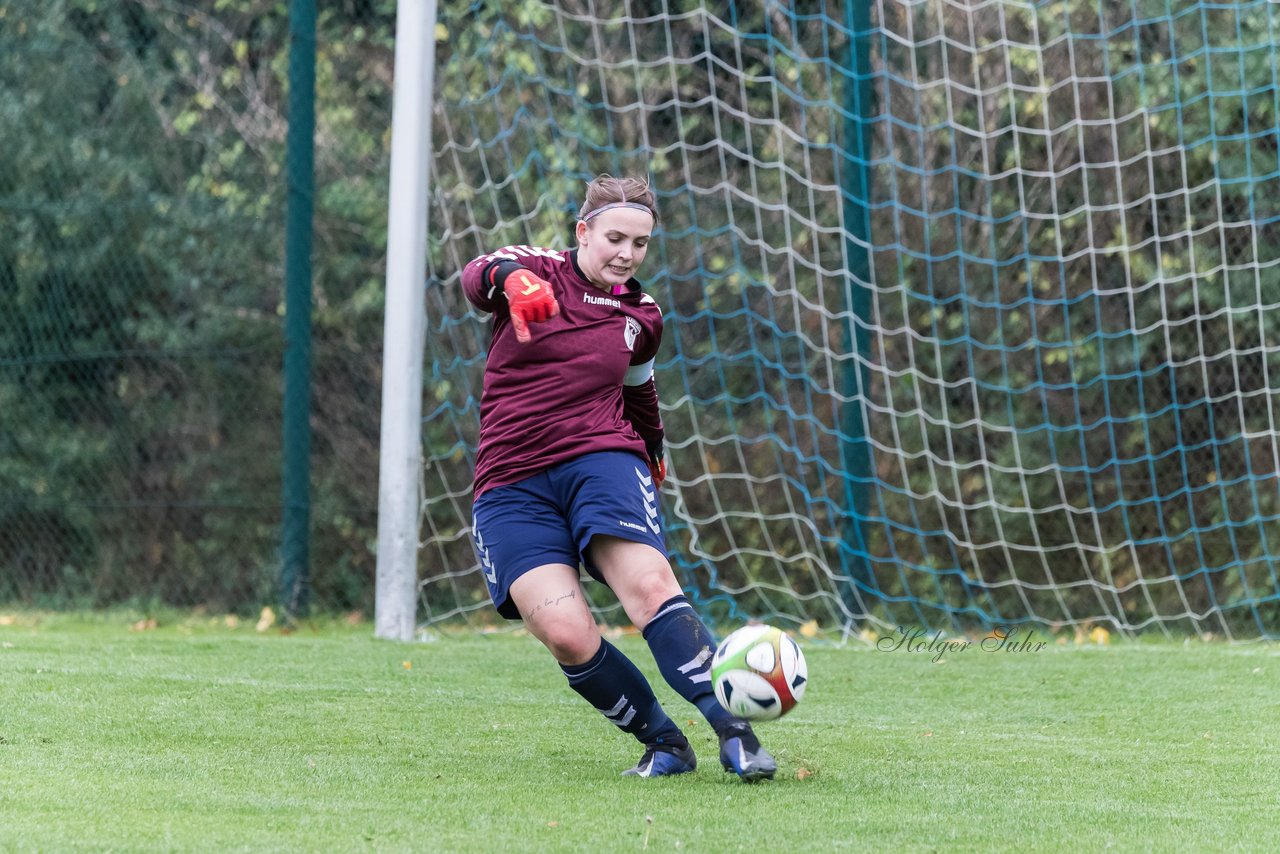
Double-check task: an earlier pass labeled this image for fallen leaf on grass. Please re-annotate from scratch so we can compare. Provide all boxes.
[130,618,158,632]
[1073,624,1111,645]
[796,767,813,781]
[402,661,413,670]
[255,607,276,632]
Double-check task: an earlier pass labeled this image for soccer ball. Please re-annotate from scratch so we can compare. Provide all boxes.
[710,624,808,721]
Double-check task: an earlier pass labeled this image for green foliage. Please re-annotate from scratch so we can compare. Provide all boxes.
[0,0,395,609]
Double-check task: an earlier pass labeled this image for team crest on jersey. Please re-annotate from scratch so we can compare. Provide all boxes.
[624,317,641,351]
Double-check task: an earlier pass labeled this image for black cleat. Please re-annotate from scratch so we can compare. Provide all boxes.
[718,723,777,782]
[621,736,697,778]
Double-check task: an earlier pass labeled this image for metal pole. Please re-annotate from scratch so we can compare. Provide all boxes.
[282,0,316,621]
[375,0,437,641]
[840,0,875,616]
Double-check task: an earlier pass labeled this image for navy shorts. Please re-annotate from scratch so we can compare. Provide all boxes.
[471,450,667,620]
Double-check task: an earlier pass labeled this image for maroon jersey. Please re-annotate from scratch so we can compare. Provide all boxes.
[461,245,665,497]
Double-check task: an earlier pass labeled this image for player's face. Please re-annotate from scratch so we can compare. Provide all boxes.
[576,207,655,289]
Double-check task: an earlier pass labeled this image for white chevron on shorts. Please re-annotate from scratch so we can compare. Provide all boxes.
[473,527,497,584]
[600,694,637,728]
[676,647,714,684]
[635,466,654,497]
[634,467,661,534]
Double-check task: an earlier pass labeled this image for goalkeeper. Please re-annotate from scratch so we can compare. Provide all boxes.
[460,174,776,781]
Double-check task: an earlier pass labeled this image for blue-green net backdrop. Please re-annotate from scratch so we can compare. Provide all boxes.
[417,1,1280,640]
[2,1,1276,639]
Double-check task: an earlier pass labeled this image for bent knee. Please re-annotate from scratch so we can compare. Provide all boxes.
[630,573,684,628]
[535,618,601,665]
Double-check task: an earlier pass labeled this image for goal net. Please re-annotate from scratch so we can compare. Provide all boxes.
[411,1,1280,640]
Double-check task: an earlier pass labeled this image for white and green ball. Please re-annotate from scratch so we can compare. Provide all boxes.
[710,624,808,721]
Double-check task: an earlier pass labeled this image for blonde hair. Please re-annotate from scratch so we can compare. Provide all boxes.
[578,174,660,223]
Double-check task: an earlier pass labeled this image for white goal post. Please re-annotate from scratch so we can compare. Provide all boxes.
[375,0,438,641]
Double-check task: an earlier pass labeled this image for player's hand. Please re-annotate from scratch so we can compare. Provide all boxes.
[647,438,667,489]
[649,455,667,490]
[502,270,559,343]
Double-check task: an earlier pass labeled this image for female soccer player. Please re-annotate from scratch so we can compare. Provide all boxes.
[461,174,776,780]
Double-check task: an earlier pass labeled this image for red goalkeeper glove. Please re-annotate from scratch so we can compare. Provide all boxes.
[649,456,667,490]
[502,270,559,343]
[646,438,667,489]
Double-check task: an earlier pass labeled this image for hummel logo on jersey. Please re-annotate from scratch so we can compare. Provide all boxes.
[583,292,621,308]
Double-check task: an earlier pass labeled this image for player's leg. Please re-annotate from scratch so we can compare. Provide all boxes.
[554,450,776,778]
[554,451,775,778]
[589,536,777,781]
[506,563,693,776]
[475,476,690,768]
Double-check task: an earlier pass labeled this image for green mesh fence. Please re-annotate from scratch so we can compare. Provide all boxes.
[0,0,394,612]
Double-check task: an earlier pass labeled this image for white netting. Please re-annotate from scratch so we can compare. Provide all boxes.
[412,1,1280,640]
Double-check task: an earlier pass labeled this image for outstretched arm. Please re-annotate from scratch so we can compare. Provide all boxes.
[461,249,560,342]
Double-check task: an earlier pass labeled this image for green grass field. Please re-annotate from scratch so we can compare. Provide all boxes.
[3,612,1278,852]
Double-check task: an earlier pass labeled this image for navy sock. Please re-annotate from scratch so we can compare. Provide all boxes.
[560,639,684,746]
[641,595,739,733]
